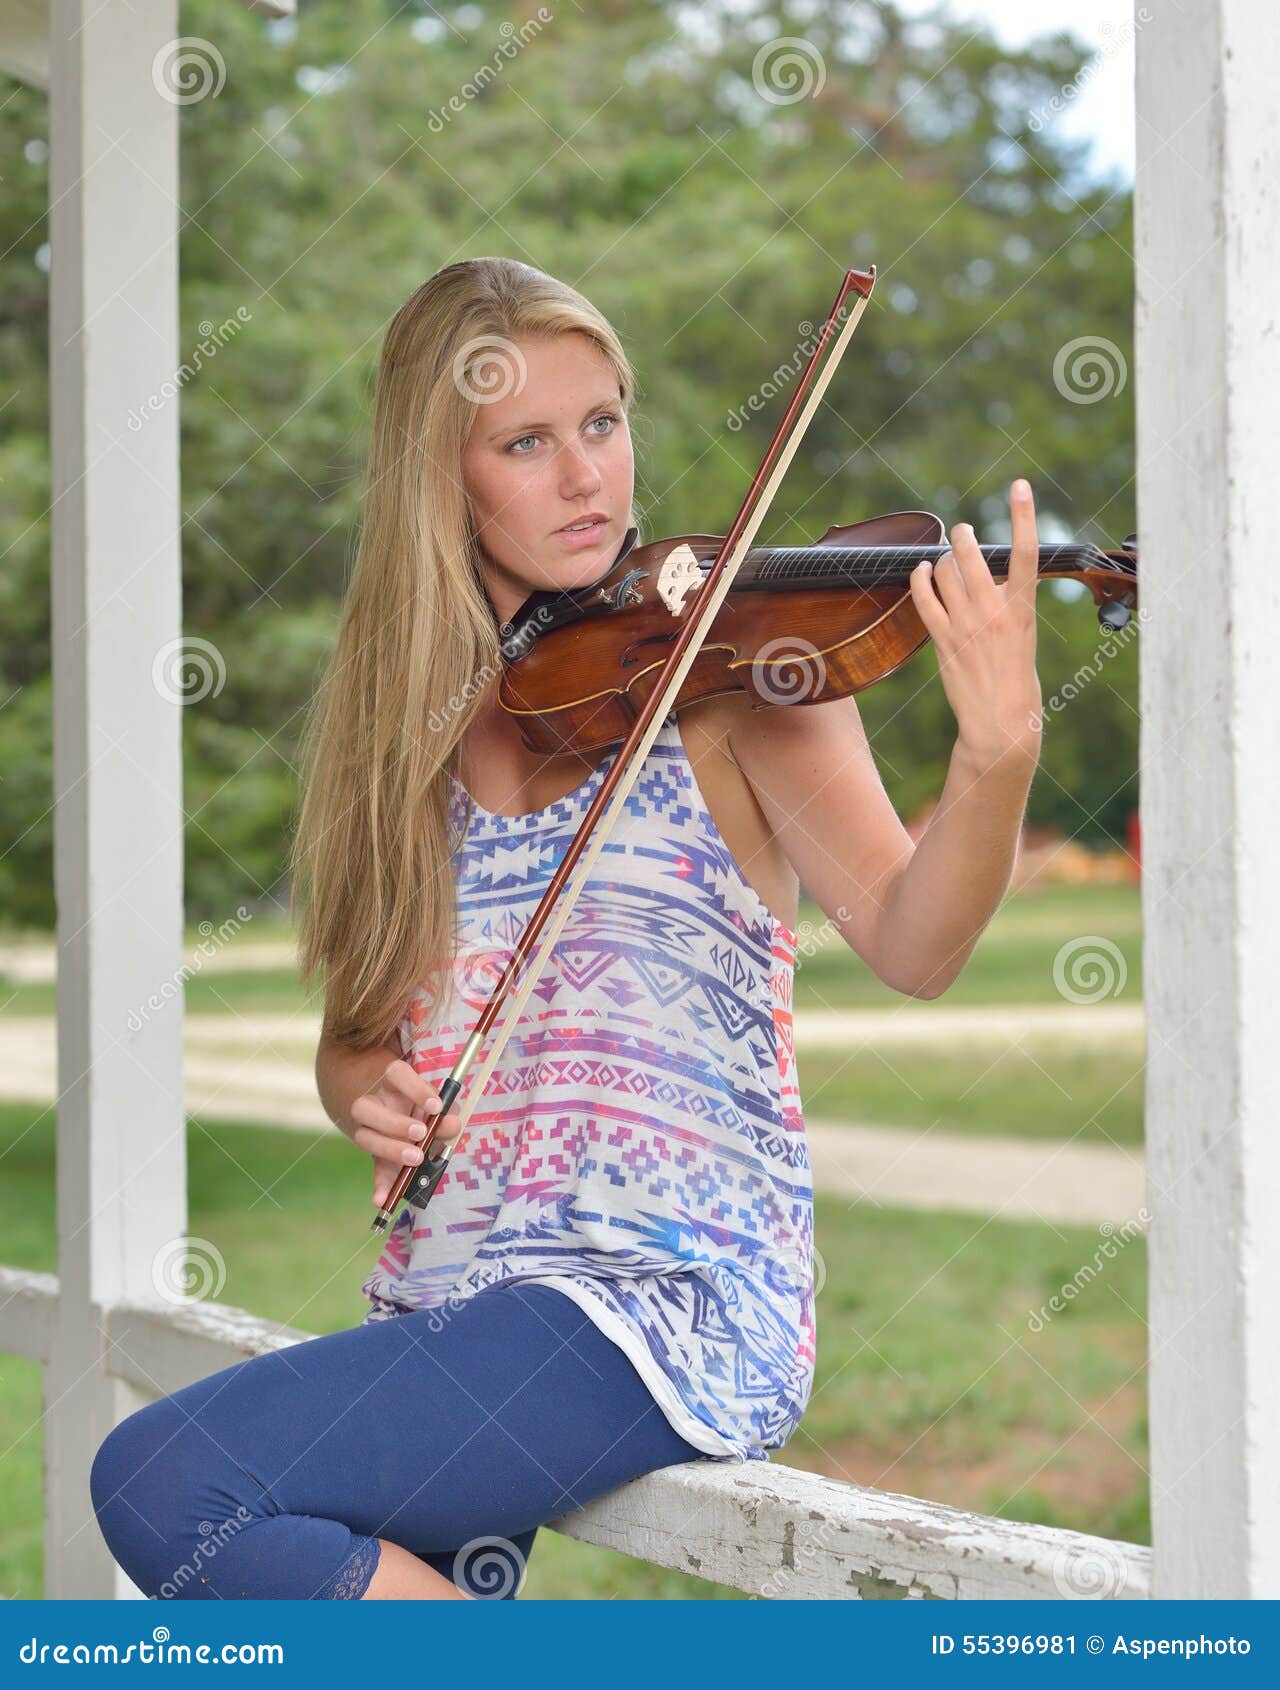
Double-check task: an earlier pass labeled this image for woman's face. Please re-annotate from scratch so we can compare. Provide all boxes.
[459,330,634,629]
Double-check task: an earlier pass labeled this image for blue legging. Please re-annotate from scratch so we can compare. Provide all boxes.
[89,1280,708,1599]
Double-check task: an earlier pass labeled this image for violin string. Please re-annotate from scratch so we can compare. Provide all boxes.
[724,543,1125,590]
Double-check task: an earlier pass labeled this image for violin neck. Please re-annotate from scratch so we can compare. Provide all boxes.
[738,542,1112,590]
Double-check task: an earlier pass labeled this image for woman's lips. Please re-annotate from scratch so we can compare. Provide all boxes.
[554,517,609,548]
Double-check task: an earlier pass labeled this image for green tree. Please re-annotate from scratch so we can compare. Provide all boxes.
[0,0,1137,927]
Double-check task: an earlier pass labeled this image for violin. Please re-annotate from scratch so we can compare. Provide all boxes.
[498,517,1139,755]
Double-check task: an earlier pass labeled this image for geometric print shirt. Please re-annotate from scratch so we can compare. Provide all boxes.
[359,710,816,1464]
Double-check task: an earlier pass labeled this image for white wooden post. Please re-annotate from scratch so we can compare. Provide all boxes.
[45,0,186,1598]
[1135,0,1280,1597]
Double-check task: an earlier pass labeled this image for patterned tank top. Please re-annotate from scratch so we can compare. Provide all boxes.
[359,710,815,1463]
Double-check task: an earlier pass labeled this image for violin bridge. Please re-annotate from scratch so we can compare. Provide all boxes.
[656,544,703,617]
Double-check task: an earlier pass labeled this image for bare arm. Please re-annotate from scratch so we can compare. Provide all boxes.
[726,479,1042,1000]
[869,742,1034,997]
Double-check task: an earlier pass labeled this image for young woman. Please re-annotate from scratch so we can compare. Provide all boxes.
[89,257,1041,1601]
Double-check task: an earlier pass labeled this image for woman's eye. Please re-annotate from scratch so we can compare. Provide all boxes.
[506,414,619,455]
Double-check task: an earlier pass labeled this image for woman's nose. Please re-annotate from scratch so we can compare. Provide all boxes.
[558,439,602,496]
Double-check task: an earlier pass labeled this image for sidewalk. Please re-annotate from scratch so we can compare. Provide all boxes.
[0,1010,1145,1227]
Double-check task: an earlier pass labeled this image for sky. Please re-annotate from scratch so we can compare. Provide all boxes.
[893,0,1137,185]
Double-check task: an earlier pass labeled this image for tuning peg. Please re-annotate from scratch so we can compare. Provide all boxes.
[1099,598,1132,631]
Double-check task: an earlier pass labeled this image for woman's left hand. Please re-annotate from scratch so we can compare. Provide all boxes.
[908,477,1043,773]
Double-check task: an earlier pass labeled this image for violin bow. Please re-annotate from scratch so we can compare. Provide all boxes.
[371,265,878,1235]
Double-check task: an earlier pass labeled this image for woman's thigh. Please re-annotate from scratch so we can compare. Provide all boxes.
[90,1280,706,1598]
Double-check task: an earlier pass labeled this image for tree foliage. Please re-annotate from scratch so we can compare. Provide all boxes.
[0,0,1137,924]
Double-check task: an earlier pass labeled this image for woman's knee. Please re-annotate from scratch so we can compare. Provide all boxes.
[90,1396,264,1597]
[90,1400,171,1521]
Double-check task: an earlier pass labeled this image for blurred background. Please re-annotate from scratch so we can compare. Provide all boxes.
[0,0,1144,1598]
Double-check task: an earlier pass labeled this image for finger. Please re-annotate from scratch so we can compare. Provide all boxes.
[379,1057,438,1112]
[930,548,968,616]
[351,1091,430,1142]
[383,1063,467,1141]
[948,521,997,603]
[372,1155,423,1207]
[372,1163,400,1206]
[909,560,949,639]
[352,1088,464,1143]
[353,1123,431,1167]
[417,1102,465,1145]
[1008,478,1039,607]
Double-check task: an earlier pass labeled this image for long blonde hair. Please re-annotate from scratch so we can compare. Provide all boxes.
[290,258,636,1051]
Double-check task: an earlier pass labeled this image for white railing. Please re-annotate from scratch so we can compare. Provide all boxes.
[1,1264,1151,1601]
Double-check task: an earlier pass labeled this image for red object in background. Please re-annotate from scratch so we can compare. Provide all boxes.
[1126,808,1141,878]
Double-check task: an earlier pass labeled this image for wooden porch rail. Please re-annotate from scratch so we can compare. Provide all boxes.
[1,1265,1151,1601]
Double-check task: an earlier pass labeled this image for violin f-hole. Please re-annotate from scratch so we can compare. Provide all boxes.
[619,632,677,669]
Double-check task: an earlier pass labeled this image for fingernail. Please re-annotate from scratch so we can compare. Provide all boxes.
[404,1146,423,1164]
[409,1123,427,1141]
[1013,478,1030,496]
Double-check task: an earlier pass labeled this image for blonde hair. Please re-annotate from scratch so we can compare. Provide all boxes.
[289,258,636,1051]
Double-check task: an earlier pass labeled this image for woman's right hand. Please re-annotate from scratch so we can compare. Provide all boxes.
[347,1058,466,1210]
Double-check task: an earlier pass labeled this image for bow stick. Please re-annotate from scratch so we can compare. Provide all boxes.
[370,265,877,1235]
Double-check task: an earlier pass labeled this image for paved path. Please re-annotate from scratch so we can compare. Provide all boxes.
[803,1119,1144,1228]
[0,1011,1145,1228]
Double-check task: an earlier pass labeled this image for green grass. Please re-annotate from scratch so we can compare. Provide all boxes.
[0,885,1141,1019]
[793,882,1141,1010]
[0,1102,1148,1599]
[801,1041,1143,1144]
[793,1200,1149,1548]
[0,967,323,1022]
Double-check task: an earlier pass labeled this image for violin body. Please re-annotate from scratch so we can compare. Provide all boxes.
[498,511,1139,756]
